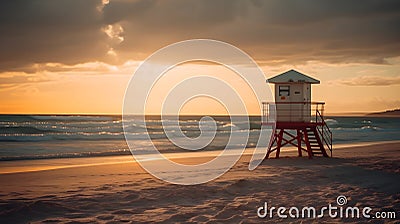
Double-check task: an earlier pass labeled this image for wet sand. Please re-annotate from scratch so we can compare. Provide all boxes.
[0,141,399,223]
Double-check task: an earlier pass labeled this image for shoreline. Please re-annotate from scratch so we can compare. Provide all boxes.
[1,140,399,175]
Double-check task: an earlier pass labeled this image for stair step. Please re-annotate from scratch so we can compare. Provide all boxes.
[312,152,323,155]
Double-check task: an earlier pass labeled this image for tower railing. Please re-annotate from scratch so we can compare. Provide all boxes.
[262,101,333,156]
[315,109,333,157]
[262,101,326,124]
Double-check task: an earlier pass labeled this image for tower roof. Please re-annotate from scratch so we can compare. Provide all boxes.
[267,69,320,84]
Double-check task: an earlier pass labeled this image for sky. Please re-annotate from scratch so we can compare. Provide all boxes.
[0,0,399,115]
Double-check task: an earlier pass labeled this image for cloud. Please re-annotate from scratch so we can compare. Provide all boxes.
[0,0,400,72]
[339,75,400,86]
[0,72,54,91]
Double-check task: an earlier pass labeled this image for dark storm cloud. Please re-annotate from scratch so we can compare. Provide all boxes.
[105,0,400,65]
[0,0,400,72]
[0,0,108,72]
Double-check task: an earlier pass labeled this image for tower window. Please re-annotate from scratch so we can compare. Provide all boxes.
[279,86,290,96]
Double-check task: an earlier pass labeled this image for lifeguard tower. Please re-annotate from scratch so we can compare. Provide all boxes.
[262,69,332,158]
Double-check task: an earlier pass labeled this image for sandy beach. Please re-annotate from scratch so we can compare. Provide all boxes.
[0,141,399,223]
[2,0,400,223]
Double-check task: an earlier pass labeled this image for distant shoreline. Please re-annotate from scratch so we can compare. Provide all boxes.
[366,109,400,117]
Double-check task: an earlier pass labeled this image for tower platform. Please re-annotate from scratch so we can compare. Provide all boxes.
[262,102,332,159]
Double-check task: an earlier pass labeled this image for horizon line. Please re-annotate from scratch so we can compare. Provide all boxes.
[0,112,389,117]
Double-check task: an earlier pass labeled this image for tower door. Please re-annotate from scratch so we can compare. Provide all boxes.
[290,84,305,122]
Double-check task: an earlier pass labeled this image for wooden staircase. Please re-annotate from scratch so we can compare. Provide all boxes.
[305,127,329,157]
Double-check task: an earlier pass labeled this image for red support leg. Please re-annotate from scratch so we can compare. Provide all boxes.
[275,129,284,158]
[297,129,302,157]
[266,131,278,159]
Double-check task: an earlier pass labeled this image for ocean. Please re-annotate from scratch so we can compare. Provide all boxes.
[0,115,399,161]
